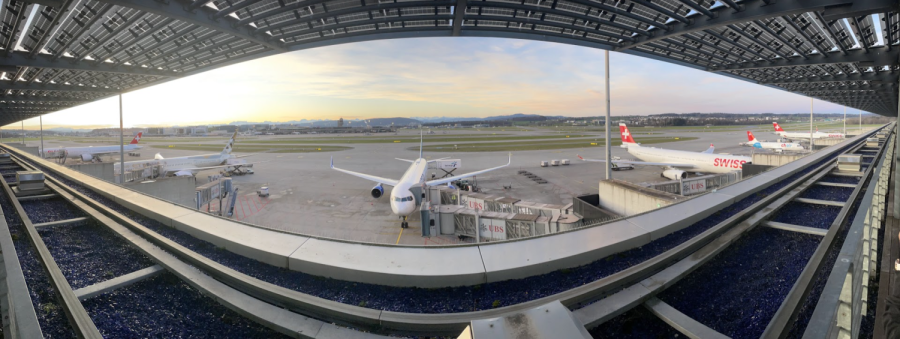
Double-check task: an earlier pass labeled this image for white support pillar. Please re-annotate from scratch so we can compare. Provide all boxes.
[119,94,124,181]
[843,106,846,135]
[20,120,23,144]
[810,98,814,149]
[39,116,43,158]
[604,50,611,180]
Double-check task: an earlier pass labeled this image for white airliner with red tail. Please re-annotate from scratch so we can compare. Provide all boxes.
[578,123,751,180]
[43,132,143,161]
[331,132,510,228]
[773,122,844,140]
[743,131,804,152]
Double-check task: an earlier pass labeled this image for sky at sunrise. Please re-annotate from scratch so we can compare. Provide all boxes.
[5,37,860,129]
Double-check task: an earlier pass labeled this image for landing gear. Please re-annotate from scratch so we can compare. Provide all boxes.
[400,216,409,229]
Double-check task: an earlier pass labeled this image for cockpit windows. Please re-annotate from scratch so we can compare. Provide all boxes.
[394,196,415,202]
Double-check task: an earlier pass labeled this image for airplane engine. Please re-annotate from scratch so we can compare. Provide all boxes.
[370,184,384,198]
[662,169,686,180]
[173,170,194,177]
[81,154,94,162]
[447,183,457,190]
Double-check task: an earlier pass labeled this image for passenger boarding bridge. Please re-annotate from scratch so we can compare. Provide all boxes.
[0,0,896,338]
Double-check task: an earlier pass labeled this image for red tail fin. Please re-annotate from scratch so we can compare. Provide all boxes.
[129,132,142,144]
[773,122,785,132]
[747,131,755,141]
[619,123,636,144]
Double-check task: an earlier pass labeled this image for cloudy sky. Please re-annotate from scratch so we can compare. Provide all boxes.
[8,37,857,129]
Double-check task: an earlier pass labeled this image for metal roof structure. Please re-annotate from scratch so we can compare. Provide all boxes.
[0,0,896,125]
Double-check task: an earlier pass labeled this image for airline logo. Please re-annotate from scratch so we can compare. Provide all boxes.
[747,131,757,142]
[619,123,636,143]
[752,142,762,149]
[713,158,747,168]
[129,132,143,144]
[773,122,785,132]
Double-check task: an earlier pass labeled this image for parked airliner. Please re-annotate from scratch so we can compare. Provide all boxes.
[773,122,844,140]
[44,132,142,161]
[114,132,260,177]
[743,131,804,152]
[331,133,510,228]
[578,123,751,179]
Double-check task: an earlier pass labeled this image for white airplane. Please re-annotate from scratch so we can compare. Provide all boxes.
[330,133,511,228]
[742,131,804,152]
[114,132,261,177]
[773,122,844,140]
[577,123,751,180]
[44,132,143,161]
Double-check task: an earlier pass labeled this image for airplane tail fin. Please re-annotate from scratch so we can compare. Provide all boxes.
[773,122,785,132]
[419,130,423,159]
[618,123,638,146]
[222,131,237,155]
[129,132,142,144]
[747,131,759,142]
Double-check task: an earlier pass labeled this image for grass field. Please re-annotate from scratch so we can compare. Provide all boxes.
[150,144,352,153]
[415,136,696,152]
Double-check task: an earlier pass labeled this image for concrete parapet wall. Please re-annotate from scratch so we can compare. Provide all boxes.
[0,125,883,288]
[123,177,196,208]
[751,153,807,166]
[68,162,114,182]
[597,179,682,216]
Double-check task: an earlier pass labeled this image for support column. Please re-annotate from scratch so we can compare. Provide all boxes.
[21,121,23,144]
[895,81,900,216]
[604,50,611,180]
[119,94,124,181]
[810,98,814,149]
[39,116,43,158]
[843,106,846,135]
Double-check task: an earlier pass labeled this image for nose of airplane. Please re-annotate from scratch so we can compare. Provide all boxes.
[398,201,416,216]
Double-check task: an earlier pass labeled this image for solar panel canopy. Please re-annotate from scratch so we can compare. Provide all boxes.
[0,0,897,125]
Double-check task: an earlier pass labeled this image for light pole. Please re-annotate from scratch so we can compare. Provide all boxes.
[604,50,611,180]
[809,98,813,149]
[39,116,43,158]
[119,94,124,182]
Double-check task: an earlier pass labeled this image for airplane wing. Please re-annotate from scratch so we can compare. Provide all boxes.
[164,161,269,176]
[427,157,451,163]
[702,144,714,154]
[576,155,695,168]
[425,154,510,186]
[395,158,415,163]
[331,157,400,186]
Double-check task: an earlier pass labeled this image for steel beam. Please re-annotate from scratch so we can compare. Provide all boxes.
[263,1,454,36]
[52,4,114,59]
[95,0,287,51]
[0,82,120,93]
[617,0,898,51]
[712,46,899,71]
[28,1,75,58]
[761,71,899,84]
[452,0,467,36]
[0,52,180,77]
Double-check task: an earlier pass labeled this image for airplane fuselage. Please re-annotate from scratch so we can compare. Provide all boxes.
[45,144,142,159]
[777,131,844,140]
[390,158,429,216]
[115,153,229,175]
[752,141,804,151]
[627,145,751,173]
